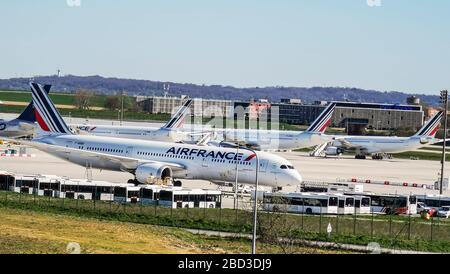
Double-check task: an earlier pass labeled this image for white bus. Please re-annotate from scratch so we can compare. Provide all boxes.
[158,189,222,209]
[336,194,356,215]
[113,185,142,203]
[0,171,15,191]
[263,192,339,215]
[352,195,371,214]
[58,180,120,201]
[417,195,450,208]
[12,175,38,194]
[355,193,417,215]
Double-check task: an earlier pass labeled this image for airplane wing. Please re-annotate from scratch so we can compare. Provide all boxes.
[18,122,36,131]
[331,136,364,149]
[7,138,186,171]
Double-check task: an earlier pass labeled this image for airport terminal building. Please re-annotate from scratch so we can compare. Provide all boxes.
[273,101,424,131]
[136,96,424,131]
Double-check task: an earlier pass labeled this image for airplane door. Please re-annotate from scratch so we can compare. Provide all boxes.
[125,146,134,157]
[259,160,268,173]
[65,140,74,148]
[202,157,208,167]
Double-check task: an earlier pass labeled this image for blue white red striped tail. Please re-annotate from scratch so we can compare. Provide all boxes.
[30,82,73,135]
[306,103,336,133]
[17,85,51,122]
[163,99,193,129]
[414,111,443,137]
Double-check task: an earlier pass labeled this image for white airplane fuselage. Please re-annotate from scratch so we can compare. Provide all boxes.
[215,129,334,150]
[35,134,303,188]
[335,135,436,154]
[0,119,36,138]
[72,124,187,142]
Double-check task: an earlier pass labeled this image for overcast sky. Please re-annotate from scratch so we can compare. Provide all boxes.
[0,0,449,94]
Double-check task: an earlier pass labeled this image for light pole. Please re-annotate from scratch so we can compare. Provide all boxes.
[440,90,448,195]
[120,91,125,126]
[234,145,239,210]
[230,143,259,254]
[250,148,260,254]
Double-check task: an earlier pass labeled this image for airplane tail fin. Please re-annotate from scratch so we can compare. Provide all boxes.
[30,82,73,135]
[414,111,444,138]
[17,85,51,122]
[305,102,336,133]
[162,99,193,129]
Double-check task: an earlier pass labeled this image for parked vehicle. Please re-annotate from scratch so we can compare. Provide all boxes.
[417,202,437,216]
[437,206,450,218]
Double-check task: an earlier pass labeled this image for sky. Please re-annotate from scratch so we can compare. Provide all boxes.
[0,0,449,94]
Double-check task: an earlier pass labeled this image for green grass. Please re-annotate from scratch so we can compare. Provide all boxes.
[419,147,450,152]
[0,90,107,107]
[392,151,450,161]
[0,191,449,252]
[0,104,171,122]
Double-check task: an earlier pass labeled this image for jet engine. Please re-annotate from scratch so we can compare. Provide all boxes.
[0,121,6,131]
[325,146,344,156]
[135,163,173,184]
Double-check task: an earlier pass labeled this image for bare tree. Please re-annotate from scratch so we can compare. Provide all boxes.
[256,197,302,254]
[104,96,120,110]
[75,89,94,110]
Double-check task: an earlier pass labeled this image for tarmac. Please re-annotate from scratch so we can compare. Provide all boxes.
[1,143,448,197]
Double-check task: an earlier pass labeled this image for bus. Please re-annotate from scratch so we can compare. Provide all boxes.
[351,193,417,215]
[417,195,450,208]
[0,171,14,191]
[59,180,119,201]
[158,189,222,209]
[112,185,141,203]
[336,194,356,215]
[352,195,371,214]
[263,192,339,215]
[12,175,38,194]
[37,176,61,197]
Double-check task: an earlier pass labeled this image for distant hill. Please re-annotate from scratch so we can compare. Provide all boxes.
[0,75,440,106]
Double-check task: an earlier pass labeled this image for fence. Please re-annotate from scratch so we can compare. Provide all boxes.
[0,189,449,253]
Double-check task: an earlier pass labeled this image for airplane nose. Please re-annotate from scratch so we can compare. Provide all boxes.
[292,171,303,184]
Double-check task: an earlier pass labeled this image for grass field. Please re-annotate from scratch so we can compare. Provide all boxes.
[0,191,449,252]
[392,151,450,161]
[0,206,351,254]
[419,147,450,152]
[0,90,108,108]
[0,104,172,122]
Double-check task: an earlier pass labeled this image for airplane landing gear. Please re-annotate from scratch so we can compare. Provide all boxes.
[355,154,367,160]
[128,179,141,186]
[372,154,384,160]
[173,180,182,187]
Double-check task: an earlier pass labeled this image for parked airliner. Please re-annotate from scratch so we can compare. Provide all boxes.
[0,85,51,138]
[326,111,444,159]
[206,102,337,151]
[14,82,303,188]
[72,99,193,142]
[72,101,336,151]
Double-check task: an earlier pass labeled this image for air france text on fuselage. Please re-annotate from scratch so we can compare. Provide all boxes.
[166,147,254,161]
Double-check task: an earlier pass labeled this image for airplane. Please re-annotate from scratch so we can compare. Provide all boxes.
[0,85,51,138]
[72,99,194,142]
[325,111,444,160]
[13,82,303,189]
[209,102,337,150]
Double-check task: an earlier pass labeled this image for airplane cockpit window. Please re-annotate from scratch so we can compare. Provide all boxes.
[280,165,288,169]
[288,165,295,169]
